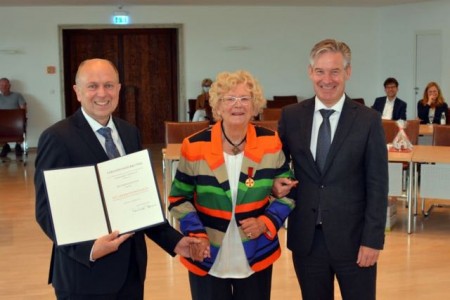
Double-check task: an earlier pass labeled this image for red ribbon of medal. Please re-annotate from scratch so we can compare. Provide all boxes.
[245,167,255,188]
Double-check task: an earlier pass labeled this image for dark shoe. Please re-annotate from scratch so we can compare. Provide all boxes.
[15,144,23,155]
[0,144,11,158]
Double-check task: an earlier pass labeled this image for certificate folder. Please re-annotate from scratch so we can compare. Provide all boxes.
[44,149,165,246]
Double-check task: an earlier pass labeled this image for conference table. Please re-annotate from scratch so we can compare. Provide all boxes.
[419,124,433,136]
[418,124,433,145]
[389,145,450,233]
[387,150,414,233]
[412,145,450,220]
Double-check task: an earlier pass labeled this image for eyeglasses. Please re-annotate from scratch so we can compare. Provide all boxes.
[221,96,253,106]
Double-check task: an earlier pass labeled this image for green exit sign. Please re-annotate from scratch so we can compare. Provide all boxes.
[112,15,129,25]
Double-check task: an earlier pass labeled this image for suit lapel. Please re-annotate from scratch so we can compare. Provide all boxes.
[72,109,109,162]
[113,118,135,155]
[393,98,400,118]
[204,122,229,190]
[299,99,321,177]
[380,98,386,113]
[322,98,358,174]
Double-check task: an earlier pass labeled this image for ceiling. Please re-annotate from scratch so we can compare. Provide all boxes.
[0,0,438,7]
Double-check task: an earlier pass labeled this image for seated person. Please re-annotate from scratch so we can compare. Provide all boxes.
[372,77,407,120]
[192,78,212,121]
[417,81,448,124]
[0,78,27,157]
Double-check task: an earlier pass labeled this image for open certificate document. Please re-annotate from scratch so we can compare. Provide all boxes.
[43,149,165,246]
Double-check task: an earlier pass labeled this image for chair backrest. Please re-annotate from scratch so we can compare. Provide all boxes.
[382,119,419,145]
[164,120,210,145]
[260,108,282,121]
[447,108,450,125]
[404,119,420,145]
[352,98,365,105]
[0,109,26,144]
[382,120,398,144]
[204,100,213,123]
[432,125,450,146]
[251,120,278,132]
[187,99,196,121]
[267,95,298,108]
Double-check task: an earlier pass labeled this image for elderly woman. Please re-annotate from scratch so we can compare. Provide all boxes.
[417,81,448,124]
[169,70,296,300]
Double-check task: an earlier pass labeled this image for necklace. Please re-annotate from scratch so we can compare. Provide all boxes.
[221,122,246,155]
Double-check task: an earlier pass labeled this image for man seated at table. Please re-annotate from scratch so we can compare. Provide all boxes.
[0,78,27,157]
[372,77,407,121]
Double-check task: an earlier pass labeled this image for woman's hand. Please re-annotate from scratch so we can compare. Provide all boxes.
[240,218,267,239]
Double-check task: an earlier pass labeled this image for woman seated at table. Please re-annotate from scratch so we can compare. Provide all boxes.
[168,70,297,300]
[417,81,448,124]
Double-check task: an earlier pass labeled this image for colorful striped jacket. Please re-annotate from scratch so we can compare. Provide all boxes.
[169,121,295,276]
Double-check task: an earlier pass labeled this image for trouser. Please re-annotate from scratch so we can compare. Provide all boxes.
[292,226,376,300]
[188,265,273,300]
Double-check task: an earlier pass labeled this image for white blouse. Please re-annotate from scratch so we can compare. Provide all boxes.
[209,152,254,278]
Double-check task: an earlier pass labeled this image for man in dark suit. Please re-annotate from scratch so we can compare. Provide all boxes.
[275,39,388,300]
[372,77,407,120]
[35,59,200,299]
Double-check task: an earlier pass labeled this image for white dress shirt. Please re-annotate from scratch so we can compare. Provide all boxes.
[310,95,345,160]
[382,97,395,120]
[81,108,126,262]
[81,108,125,157]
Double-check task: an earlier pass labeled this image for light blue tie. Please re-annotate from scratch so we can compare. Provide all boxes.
[97,127,121,159]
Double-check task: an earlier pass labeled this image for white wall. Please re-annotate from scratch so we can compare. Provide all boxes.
[0,2,448,147]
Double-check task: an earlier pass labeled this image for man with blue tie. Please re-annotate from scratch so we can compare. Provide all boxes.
[274,39,388,300]
[35,58,200,299]
[372,77,407,120]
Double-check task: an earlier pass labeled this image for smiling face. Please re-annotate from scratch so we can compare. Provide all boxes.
[385,84,398,100]
[427,85,439,101]
[308,51,351,107]
[217,83,256,128]
[73,59,121,126]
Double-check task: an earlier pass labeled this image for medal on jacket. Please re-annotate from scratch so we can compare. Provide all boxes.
[245,167,255,188]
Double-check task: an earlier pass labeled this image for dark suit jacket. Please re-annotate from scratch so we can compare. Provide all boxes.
[35,109,182,295]
[279,97,388,260]
[372,97,407,120]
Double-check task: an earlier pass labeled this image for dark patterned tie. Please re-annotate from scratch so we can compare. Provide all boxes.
[315,109,335,225]
[97,127,121,159]
[316,109,335,172]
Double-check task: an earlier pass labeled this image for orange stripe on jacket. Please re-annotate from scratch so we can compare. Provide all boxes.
[183,150,204,162]
[180,257,208,276]
[258,215,277,240]
[196,204,232,220]
[168,195,185,205]
[251,247,281,272]
[182,141,209,161]
[235,197,269,213]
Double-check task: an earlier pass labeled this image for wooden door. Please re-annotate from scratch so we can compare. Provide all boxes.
[62,28,178,144]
